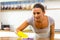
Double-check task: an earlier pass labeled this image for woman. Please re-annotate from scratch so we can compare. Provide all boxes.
[16,3,55,40]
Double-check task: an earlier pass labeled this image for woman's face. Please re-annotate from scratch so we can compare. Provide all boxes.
[33,8,45,22]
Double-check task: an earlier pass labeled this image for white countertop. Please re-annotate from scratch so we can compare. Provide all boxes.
[0,31,60,39]
[0,31,18,37]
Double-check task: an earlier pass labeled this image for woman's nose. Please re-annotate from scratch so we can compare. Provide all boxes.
[35,14,38,17]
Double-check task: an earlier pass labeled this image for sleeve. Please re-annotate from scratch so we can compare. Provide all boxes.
[49,17,55,26]
[26,16,33,25]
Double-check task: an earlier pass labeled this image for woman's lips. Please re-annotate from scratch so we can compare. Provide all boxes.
[35,17,40,19]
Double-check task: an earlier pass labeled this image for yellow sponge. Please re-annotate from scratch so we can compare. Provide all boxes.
[17,31,28,38]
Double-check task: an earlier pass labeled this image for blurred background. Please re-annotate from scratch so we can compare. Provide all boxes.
[0,0,60,32]
[0,0,60,40]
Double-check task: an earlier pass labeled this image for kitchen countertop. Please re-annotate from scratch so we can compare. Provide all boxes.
[0,37,60,40]
[0,31,60,40]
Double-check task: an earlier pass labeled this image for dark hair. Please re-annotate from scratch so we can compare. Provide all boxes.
[33,3,45,12]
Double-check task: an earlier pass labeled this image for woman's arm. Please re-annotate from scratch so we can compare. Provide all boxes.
[50,23,55,40]
[16,20,29,32]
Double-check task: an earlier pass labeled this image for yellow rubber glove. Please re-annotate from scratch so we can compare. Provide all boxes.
[17,31,28,38]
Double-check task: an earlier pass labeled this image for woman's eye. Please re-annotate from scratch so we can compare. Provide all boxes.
[37,12,40,14]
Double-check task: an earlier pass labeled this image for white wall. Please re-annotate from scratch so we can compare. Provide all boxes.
[1,10,33,31]
[45,1,60,9]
